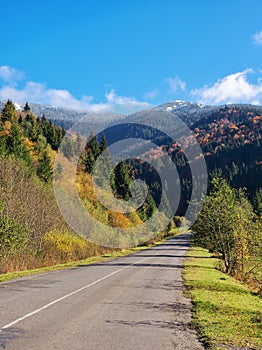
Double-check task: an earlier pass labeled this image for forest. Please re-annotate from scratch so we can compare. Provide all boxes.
[0,100,172,273]
[0,100,261,293]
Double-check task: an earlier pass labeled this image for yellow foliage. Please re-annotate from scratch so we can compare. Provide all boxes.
[3,121,11,130]
[24,138,34,157]
[44,229,99,261]
[108,212,133,228]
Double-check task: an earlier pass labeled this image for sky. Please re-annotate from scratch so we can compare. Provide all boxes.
[1,0,262,111]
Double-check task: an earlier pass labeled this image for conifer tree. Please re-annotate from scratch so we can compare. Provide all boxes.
[89,132,100,159]
[94,134,113,186]
[61,136,73,159]
[38,150,53,182]
[84,149,96,173]
[23,102,30,112]
[253,188,262,216]
[100,134,108,152]
[6,115,24,156]
[1,100,16,123]
[83,132,100,173]
[113,161,132,200]
[0,123,6,156]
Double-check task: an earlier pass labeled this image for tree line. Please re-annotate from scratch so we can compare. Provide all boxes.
[0,100,65,182]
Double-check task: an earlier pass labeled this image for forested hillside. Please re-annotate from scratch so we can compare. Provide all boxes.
[0,101,116,273]
[0,100,173,273]
[0,99,261,289]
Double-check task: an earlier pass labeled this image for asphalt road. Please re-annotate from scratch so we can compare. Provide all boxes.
[0,234,203,350]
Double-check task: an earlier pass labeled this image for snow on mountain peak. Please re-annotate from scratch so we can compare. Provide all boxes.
[14,102,22,111]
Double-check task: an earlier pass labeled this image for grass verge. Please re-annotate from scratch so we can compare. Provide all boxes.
[183,246,262,350]
[0,231,177,283]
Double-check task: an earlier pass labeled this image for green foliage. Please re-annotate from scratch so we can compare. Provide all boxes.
[37,150,53,182]
[184,246,262,349]
[39,117,65,150]
[100,134,107,152]
[193,175,261,290]
[54,162,63,178]
[6,115,29,157]
[253,188,262,216]
[82,132,100,173]
[112,161,132,201]
[61,136,74,159]
[0,100,65,182]
[0,202,31,259]
[137,194,156,221]
[1,100,16,123]
[22,102,30,112]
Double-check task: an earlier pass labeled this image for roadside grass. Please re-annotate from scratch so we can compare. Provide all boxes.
[0,231,177,283]
[183,246,262,350]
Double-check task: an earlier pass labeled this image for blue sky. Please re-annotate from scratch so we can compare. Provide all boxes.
[1,0,262,110]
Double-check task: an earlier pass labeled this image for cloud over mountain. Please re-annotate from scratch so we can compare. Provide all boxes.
[191,69,262,105]
[0,65,149,112]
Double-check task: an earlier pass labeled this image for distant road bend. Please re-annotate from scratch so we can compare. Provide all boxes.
[0,234,203,350]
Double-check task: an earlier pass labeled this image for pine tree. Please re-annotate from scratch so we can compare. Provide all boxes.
[113,161,132,200]
[38,150,53,182]
[84,149,96,173]
[47,121,59,150]
[35,134,47,154]
[1,100,16,123]
[0,123,6,156]
[74,133,82,156]
[94,134,113,185]
[144,194,157,218]
[100,134,108,152]
[23,102,30,112]
[253,188,262,216]
[89,132,100,159]
[83,132,100,173]
[61,136,74,159]
[6,115,24,156]
[137,194,157,221]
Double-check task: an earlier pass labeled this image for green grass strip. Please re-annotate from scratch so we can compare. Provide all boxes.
[183,246,262,349]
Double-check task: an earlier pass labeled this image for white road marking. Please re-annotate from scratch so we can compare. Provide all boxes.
[1,253,158,330]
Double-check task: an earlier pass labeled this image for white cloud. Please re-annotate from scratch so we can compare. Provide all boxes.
[104,89,150,110]
[0,81,97,111]
[191,69,262,105]
[0,72,149,112]
[166,76,186,93]
[143,89,159,100]
[252,30,262,46]
[0,65,24,82]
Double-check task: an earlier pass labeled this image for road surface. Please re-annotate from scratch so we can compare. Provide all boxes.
[0,233,203,350]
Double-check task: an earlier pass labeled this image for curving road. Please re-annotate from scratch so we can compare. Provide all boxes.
[0,234,203,350]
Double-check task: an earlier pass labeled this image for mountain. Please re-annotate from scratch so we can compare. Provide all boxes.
[158,100,219,126]
[97,101,262,214]
[1,99,261,198]
[0,100,123,132]
[0,99,218,129]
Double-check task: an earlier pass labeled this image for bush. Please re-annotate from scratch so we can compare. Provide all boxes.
[43,230,100,263]
[0,213,31,259]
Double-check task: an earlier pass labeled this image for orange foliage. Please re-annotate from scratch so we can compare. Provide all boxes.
[108,212,133,228]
